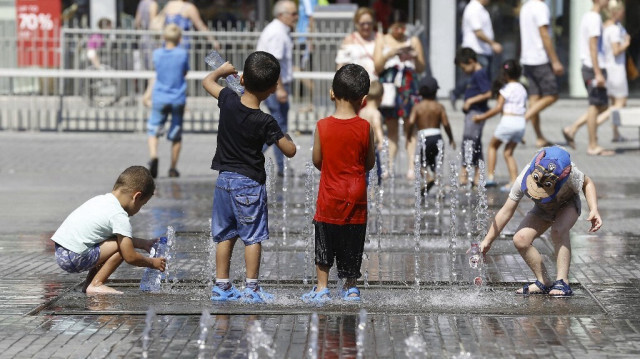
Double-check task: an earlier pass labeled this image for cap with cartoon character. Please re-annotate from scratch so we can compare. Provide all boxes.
[521,146,572,204]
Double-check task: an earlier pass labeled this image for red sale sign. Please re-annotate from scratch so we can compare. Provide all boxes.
[16,0,61,67]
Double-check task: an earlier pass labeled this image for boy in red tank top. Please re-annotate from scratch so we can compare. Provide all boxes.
[301,64,376,303]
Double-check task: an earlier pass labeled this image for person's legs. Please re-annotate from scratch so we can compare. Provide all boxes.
[487,137,502,182]
[86,239,124,294]
[215,237,238,279]
[316,264,331,291]
[335,224,366,298]
[598,97,627,140]
[406,131,417,179]
[548,204,579,296]
[147,136,159,159]
[167,104,184,175]
[312,221,335,292]
[244,242,261,280]
[527,95,558,147]
[503,141,519,185]
[170,141,181,171]
[512,212,553,293]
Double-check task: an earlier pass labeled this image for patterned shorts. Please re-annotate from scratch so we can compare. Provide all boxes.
[55,243,100,273]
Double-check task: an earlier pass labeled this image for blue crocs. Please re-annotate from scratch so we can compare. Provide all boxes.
[301,287,331,304]
[211,285,242,301]
[340,287,361,301]
[242,286,274,303]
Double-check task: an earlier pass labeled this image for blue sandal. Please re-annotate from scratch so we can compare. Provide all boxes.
[340,287,361,301]
[301,286,331,304]
[549,279,573,297]
[516,280,550,295]
[242,286,274,303]
[211,285,242,301]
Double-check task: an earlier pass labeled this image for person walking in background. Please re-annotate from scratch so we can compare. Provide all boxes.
[520,0,564,148]
[562,0,614,156]
[455,47,492,186]
[336,7,381,82]
[405,76,456,195]
[472,60,528,192]
[144,24,189,178]
[154,0,220,49]
[135,0,158,71]
[203,51,297,303]
[450,0,502,111]
[359,81,386,184]
[565,0,630,144]
[257,0,298,177]
[373,9,426,180]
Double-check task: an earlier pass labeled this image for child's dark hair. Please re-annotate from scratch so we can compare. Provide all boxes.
[113,166,155,199]
[454,47,477,65]
[332,64,370,101]
[492,59,522,96]
[389,9,408,26]
[242,51,280,93]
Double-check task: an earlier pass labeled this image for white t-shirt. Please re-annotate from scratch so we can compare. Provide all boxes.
[519,0,550,66]
[256,19,293,84]
[499,82,528,115]
[580,11,604,68]
[51,193,132,254]
[335,32,378,81]
[461,0,494,56]
[603,22,627,68]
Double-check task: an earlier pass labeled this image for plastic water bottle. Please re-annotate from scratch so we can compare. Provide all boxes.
[204,50,244,95]
[140,237,168,292]
[468,242,481,269]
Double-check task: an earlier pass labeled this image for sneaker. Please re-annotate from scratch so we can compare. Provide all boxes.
[485,180,497,188]
[242,286,274,303]
[168,168,180,178]
[148,158,158,179]
[340,287,361,301]
[301,286,331,304]
[449,89,457,111]
[211,285,242,301]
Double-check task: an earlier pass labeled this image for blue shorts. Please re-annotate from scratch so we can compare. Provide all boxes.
[211,172,269,245]
[147,103,185,141]
[55,243,100,273]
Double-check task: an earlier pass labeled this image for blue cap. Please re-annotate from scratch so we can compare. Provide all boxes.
[521,146,572,204]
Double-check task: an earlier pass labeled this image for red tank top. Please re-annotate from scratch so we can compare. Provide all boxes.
[314,116,371,225]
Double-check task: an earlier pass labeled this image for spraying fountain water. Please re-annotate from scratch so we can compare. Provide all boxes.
[282,157,290,246]
[303,161,315,285]
[356,309,367,359]
[413,154,422,291]
[472,160,489,287]
[308,313,319,359]
[463,140,475,240]
[434,139,445,234]
[266,158,281,285]
[449,160,460,284]
[197,309,212,359]
[246,320,275,359]
[404,332,428,357]
[141,307,155,359]
[165,226,176,289]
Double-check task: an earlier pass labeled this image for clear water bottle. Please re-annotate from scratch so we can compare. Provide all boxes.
[140,237,168,292]
[468,242,481,269]
[204,50,244,95]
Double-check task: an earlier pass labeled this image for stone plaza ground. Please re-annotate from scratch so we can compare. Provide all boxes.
[1,99,640,358]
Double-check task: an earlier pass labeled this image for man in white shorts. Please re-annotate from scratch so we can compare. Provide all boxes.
[520,0,565,148]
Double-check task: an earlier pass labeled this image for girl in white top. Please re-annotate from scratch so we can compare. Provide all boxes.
[598,0,631,142]
[472,60,527,191]
[335,7,381,81]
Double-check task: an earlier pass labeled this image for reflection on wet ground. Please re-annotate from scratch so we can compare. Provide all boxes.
[3,176,640,357]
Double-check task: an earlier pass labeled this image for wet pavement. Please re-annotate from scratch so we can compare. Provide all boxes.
[1,99,640,358]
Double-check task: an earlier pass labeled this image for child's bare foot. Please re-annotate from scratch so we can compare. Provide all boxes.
[406,169,415,180]
[86,283,123,295]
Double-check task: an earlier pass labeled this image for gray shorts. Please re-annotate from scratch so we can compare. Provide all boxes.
[523,63,558,96]
[529,195,581,223]
[581,66,608,107]
[494,115,526,143]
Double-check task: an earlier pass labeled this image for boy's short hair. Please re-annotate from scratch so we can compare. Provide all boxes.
[242,51,280,93]
[455,47,477,65]
[367,81,383,101]
[419,76,439,99]
[113,166,155,199]
[332,64,370,101]
[163,24,182,44]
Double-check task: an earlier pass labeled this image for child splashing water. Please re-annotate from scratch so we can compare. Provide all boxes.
[473,59,528,191]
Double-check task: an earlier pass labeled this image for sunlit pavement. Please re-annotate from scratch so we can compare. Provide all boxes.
[1,99,640,358]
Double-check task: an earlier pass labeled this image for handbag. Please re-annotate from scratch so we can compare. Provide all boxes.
[380,82,396,108]
[627,55,639,81]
